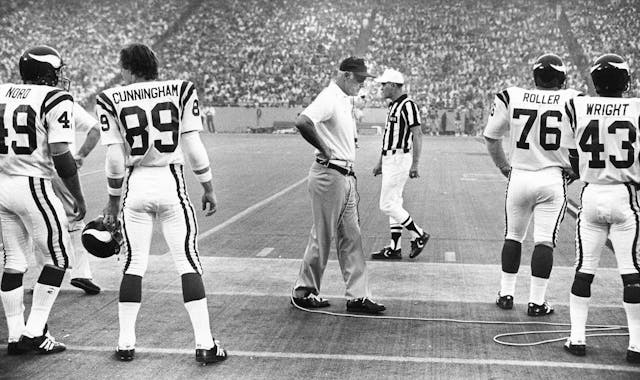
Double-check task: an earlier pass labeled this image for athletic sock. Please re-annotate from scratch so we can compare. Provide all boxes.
[390,224,402,250]
[25,282,61,337]
[500,272,517,297]
[118,302,141,348]
[623,302,640,351]
[1,287,25,341]
[569,294,590,343]
[529,276,549,305]
[184,298,214,349]
[401,216,424,239]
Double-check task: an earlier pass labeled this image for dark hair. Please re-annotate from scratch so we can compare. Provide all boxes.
[119,43,158,80]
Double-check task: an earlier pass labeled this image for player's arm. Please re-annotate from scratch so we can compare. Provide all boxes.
[75,126,100,168]
[295,114,331,161]
[182,131,217,216]
[483,91,511,177]
[102,143,125,230]
[407,101,422,178]
[50,142,86,221]
[485,137,510,178]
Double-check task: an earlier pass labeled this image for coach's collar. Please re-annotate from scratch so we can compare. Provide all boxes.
[388,94,408,107]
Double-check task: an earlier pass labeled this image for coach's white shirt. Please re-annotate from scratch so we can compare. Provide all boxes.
[302,81,356,164]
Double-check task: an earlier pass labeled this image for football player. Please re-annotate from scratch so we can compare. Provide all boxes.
[96,43,227,364]
[561,54,640,363]
[32,103,102,295]
[484,54,581,316]
[0,46,86,355]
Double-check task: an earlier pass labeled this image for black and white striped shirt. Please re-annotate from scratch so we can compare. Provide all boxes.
[382,94,421,154]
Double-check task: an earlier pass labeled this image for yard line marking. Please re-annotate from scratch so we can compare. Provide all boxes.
[199,176,308,240]
[256,247,274,257]
[67,345,640,373]
[444,251,456,262]
[79,169,103,177]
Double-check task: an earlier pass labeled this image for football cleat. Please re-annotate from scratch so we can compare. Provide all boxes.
[533,53,566,89]
[627,348,640,364]
[19,45,70,90]
[17,325,66,354]
[496,292,514,310]
[410,232,430,258]
[291,293,330,308]
[590,53,630,95]
[70,278,101,295]
[81,216,123,258]
[115,347,135,361]
[195,340,227,365]
[564,339,586,356]
[527,301,554,316]
[371,246,402,260]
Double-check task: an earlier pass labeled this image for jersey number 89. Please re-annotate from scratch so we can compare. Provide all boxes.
[119,102,179,156]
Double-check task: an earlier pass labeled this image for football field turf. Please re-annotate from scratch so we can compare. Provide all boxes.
[1,134,638,379]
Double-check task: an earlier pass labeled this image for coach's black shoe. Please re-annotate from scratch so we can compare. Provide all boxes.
[291,293,330,308]
[371,246,402,260]
[346,297,386,314]
[71,278,101,295]
[496,292,514,310]
[627,348,640,364]
[564,339,586,356]
[115,347,135,361]
[410,232,430,258]
[527,301,554,316]
[17,325,66,354]
[196,340,227,365]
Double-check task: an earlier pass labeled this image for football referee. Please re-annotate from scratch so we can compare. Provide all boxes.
[372,69,430,260]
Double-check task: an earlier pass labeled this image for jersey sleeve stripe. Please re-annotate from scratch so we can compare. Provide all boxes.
[568,98,576,131]
[496,92,508,108]
[96,93,117,118]
[43,93,73,116]
[503,89,510,105]
[180,82,195,112]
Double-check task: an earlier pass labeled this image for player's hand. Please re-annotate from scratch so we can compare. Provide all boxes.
[409,165,420,178]
[563,168,579,185]
[74,154,85,169]
[73,199,87,221]
[202,190,217,216]
[499,165,511,178]
[102,199,120,231]
[372,163,382,176]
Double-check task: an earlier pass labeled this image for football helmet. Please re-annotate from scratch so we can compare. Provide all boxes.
[19,45,70,90]
[81,216,123,258]
[533,53,566,89]
[590,53,630,95]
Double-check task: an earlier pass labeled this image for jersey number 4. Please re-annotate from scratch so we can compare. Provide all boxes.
[579,120,636,169]
[514,108,562,151]
[119,102,179,156]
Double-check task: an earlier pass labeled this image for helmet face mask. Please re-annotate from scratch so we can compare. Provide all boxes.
[533,53,567,89]
[590,53,630,96]
[19,46,70,90]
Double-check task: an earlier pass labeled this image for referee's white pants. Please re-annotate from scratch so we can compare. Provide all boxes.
[575,183,640,276]
[0,173,71,273]
[379,153,412,225]
[294,162,371,300]
[120,165,203,278]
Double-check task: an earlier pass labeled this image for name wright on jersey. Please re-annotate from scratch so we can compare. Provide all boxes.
[586,103,629,116]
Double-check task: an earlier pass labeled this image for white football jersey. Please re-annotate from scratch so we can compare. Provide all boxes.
[484,86,582,171]
[561,96,640,184]
[96,80,203,167]
[0,83,75,179]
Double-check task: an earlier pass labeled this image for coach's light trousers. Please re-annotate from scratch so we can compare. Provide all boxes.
[294,162,371,300]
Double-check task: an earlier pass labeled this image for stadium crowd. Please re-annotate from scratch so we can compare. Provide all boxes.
[0,0,637,128]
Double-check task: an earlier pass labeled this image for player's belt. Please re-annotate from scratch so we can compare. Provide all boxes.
[316,158,354,176]
[382,148,410,156]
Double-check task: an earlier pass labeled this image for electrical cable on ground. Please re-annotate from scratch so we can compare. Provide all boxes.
[289,295,628,347]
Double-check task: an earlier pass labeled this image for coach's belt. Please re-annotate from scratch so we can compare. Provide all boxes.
[316,158,355,176]
[382,148,410,156]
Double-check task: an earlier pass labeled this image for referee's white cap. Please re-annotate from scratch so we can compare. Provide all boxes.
[375,69,404,84]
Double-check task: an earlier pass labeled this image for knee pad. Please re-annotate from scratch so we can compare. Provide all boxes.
[119,274,142,303]
[181,273,205,303]
[531,244,554,279]
[1,272,24,291]
[623,273,640,303]
[501,239,522,274]
[571,271,594,297]
[37,264,66,287]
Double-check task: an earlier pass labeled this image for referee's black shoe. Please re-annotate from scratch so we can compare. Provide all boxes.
[410,232,430,258]
[564,339,586,356]
[628,348,640,364]
[115,347,135,361]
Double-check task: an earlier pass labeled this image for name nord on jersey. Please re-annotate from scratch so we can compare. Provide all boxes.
[522,92,560,104]
[5,87,31,99]
[586,103,629,116]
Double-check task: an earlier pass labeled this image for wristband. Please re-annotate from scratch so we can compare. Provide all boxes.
[195,169,212,183]
[108,186,122,196]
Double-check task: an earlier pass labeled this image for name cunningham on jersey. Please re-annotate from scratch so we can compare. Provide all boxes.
[110,83,180,104]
